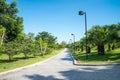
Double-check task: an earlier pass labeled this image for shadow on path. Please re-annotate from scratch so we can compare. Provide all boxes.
[61,53,73,61]
[25,74,60,80]
[25,64,120,80]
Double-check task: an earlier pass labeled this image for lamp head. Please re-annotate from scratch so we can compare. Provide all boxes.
[79,11,85,15]
[71,33,74,36]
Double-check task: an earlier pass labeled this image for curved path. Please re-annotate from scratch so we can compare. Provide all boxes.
[0,48,120,80]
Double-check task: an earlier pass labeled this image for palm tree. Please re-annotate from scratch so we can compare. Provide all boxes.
[79,23,120,55]
[105,24,120,50]
[87,25,107,55]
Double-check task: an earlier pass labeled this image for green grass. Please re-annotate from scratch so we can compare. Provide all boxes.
[0,49,63,72]
[72,48,120,64]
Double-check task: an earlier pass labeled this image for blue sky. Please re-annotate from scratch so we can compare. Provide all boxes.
[8,0,120,43]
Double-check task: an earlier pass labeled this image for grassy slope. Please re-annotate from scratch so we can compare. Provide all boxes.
[0,49,62,72]
[73,48,120,64]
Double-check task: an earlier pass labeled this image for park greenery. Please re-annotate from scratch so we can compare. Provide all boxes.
[69,23,120,63]
[0,0,66,72]
[0,0,120,72]
[0,49,62,72]
[0,0,64,62]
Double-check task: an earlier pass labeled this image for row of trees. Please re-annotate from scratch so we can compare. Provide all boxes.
[1,31,60,61]
[0,0,63,61]
[73,23,120,55]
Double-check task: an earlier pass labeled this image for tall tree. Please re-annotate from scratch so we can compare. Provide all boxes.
[105,24,120,50]
[0,0,23,41]
[87,25,107,55]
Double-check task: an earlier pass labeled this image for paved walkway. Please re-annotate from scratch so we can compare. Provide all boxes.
[0,48,120,80]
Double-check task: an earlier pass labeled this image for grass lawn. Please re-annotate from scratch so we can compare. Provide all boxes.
[72,48,120,64]
[0,49,63,72]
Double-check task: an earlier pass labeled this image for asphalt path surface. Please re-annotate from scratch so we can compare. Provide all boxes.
[0,48,120,80]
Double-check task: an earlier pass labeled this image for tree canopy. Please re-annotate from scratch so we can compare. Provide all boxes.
[0,0,23,41]
[35,31,57,48]
[77,23,120,55]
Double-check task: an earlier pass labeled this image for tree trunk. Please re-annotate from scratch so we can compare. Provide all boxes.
[8,54,12,61]
[81,46,83,52]
[33,53,36,57]
[112,44,115,50]
[97,44,100,55]
[87,46,91,53]
[0,32,5,45]
[97,44,105,55]
[24,53,27,59]
[101,44,105,55]
[108,44,111,51]
[43,46,47,56]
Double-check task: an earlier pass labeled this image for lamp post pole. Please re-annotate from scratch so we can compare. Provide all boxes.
[71,34,75,54]
[79,11,88,59]
[69,39,72,48]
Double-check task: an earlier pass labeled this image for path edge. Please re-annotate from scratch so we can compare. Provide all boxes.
[69,51,120,66]
[0,49,65,76]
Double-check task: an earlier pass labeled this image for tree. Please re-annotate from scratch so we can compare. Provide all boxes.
[79,23,120,55]
[35,38,48,56]
[79,37,86,52]
[74,41,81,51]
[60,41,67,48]
[3,40,20,61]
[104,24,120,50]
[35,31,57,48]
[27,32,35,41]
[0,0,23,42]
[87,25,107,55]
[19,33,36,58]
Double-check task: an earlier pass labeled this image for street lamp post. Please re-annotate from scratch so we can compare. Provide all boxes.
[69,39,72,43]
[71,33,75,54]
[69,39,72,48]
[79,11,88,59]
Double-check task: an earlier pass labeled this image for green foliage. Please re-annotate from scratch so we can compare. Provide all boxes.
[60,41,67,48]
[0,31,61,61]
[77,23,120,55]
[0,0,62,67]
[0,0,23,41]
[2,40,20,60]
[34,31,59,56]
[0,49,62,72]
[20,39,34,58]
[35,31,57,48]
[72,48,120,64]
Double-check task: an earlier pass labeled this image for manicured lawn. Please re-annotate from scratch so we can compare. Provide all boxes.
[0,49,63,72]
[72,48,120,64]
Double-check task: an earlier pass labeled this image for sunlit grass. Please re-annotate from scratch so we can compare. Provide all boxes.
[0,49,63,72]
[72,48,120,64]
